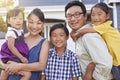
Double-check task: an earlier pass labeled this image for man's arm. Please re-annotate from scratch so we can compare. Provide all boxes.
[83,62,95,80]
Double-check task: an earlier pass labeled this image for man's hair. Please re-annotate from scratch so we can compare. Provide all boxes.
[65,1,86,16]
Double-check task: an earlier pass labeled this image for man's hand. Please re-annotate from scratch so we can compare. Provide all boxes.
[83,62,96,80]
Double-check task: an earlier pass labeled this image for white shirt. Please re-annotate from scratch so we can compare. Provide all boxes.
[76,23,113,80]
[6,27,23,40]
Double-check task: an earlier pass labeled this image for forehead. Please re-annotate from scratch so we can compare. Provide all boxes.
[92,7,105,13]
[66,6,82,14]
[28,14,40,21]
[52,28,65,33]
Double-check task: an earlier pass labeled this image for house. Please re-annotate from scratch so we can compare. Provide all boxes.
[0,0,120,52]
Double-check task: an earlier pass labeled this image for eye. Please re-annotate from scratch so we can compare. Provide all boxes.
[28,21,33,24]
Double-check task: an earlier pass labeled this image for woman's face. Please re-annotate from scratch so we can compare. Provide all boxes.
[27,14,43,35]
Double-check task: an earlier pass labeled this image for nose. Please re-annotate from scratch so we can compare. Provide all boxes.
[94,16,99,21]
[32,23,37,28]
[71,16,76,20]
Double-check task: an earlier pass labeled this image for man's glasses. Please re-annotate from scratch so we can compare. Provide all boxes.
[66,12,83,20]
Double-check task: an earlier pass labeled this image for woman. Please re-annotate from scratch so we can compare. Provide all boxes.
[0,8,50,80]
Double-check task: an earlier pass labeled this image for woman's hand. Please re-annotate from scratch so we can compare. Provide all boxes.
[5,61,21,74]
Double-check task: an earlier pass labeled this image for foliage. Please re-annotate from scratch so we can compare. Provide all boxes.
[0,16,7,32]
[0,0,14,10]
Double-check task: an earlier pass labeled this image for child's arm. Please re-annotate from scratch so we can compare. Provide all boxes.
[70,31,78,41]
[7,37,28,63]
[41,75,46,80]
[75,27,96,38]
[83,62,95,80]
[72,77,79,80]
[0,59,5,69]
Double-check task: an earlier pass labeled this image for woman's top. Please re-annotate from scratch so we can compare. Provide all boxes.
[8,38,46,80]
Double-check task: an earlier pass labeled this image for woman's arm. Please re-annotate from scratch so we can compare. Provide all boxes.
[6,40,49,72]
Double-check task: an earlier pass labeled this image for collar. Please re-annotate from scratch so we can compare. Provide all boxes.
[49,47,70,58]
[8,27,23,32]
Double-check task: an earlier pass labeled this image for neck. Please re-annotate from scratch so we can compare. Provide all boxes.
[26,32,41,39]
[55,46,66,56]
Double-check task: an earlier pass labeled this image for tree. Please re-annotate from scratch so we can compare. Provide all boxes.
[0,16,7,32]
[0,0,14,10]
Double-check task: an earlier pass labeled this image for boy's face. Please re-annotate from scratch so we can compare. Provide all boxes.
[66,6,87,31]
[91,7,110,26]
[50,28,68,49]
[8,12,23,30]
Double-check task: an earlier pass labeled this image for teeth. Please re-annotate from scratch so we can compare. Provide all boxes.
[56,42,61,45]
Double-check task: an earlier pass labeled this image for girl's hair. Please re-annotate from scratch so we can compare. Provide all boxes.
[50,23,69,37]
[27,8,45,23]
[6,8,24,27]
[91,2,110,14]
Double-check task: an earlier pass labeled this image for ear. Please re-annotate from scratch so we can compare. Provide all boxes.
[84,13,87,21]
[106,13,110,20]
[67,35,69,40]
[7,19,10,24]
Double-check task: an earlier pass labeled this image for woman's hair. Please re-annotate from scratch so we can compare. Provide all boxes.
[27,8,45,23]
[91,2,110,15]
[6,8,24,27]
[50,23,69,37]
[65,1,86,16]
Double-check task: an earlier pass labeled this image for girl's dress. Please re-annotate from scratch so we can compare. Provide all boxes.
[8,38,46,80]
[0,27,28,63]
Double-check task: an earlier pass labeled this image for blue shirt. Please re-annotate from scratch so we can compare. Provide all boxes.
[42,48,81,80]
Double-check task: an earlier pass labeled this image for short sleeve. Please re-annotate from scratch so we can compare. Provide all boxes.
[72,55,81,77]
[6,30,17,40]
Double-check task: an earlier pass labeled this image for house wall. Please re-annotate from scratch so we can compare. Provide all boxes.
[117,3,120,31]
[19,0,72,6]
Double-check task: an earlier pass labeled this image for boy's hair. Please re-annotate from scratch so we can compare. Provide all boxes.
[27,8,45,23]
[6,8,24,27]
[65,1,86,16]
[91,2,110,14]
[50,23,69,37]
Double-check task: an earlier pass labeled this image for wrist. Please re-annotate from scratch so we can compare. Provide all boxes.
[18,63,22,71]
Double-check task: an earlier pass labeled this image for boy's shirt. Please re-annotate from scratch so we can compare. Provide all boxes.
[42,48,81,80]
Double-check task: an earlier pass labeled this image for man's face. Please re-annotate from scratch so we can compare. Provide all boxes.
[66,6,86,31]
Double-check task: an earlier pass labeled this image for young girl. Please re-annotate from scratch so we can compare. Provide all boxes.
[71,2,120,80]
[0,8,31,80]
[41,23,81,80]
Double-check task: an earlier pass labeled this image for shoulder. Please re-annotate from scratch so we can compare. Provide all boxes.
[67,49,78,59]
[42,38,50,46]
[82,33,103,40]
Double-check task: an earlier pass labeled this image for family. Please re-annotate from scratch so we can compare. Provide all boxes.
[0,0,120,80]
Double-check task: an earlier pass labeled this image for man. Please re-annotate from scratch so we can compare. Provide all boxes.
[65,1,113,80]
